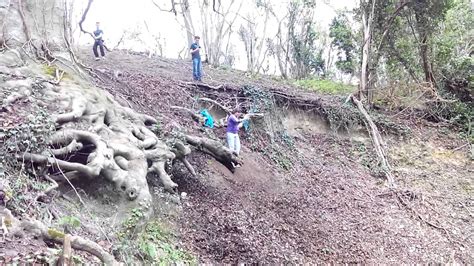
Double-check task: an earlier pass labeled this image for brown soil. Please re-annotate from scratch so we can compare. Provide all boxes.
[77,49,473,264]
[4,48,471,264]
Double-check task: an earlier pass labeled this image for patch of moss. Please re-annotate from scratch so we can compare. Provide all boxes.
[42,64,70,80]
[47,228,65,239]
[43,65,56,76]
[4,218,12,227]
[459,181,473,193]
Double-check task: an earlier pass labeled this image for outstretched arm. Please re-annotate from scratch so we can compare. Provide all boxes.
[229,114,248,124]
[237,114,251,123]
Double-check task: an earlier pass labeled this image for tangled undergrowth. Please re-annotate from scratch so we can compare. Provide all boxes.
[116,206,195,264]
[0,78,56,216]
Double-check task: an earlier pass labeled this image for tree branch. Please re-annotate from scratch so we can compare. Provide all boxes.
[78,0,95,39]
[198,97,232,113]
[152,0,178,15]
[375,1,411,53]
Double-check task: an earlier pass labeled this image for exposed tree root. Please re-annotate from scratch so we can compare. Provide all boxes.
[0,207,118,265]
[352,96,395,186]
[171,141,197,176]
[11,71,173,205]
[185,135,242,173]
[178,80,325,108]
[352,96,464,246]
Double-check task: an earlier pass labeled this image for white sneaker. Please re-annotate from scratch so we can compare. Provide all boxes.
[94,57,100,61]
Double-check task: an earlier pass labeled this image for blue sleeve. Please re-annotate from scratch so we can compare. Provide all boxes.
[190,43,196,50]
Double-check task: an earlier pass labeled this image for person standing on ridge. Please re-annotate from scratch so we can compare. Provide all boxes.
[190,36,202,81]
[93,22,105,61]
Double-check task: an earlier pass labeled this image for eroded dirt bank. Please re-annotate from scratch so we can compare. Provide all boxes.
[79,49,472,264]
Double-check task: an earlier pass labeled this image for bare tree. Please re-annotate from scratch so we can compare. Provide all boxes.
[238,1,272,74]
[143,20,164,57]
[266,9,290,78]
[152,0,196,57]
[152,0,242,66]
[199,0,242,66]
[267,1,323,79]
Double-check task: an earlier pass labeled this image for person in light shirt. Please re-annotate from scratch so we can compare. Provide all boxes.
[226,108,250,168]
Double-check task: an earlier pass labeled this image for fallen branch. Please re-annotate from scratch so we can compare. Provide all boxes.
[198,97,232,113]
[351,96,395,187]
[54,156,87,206]
[179,81,226,91]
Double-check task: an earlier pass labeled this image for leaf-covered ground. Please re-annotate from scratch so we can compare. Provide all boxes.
[78,49,473,264]
[1,48,471,263]
[77,49,472,264]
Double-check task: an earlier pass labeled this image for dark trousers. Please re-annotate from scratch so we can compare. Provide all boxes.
[93,40,105,58]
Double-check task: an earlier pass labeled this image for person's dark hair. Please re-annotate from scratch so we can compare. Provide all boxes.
[194,35,200,39]
[232,107,241,114]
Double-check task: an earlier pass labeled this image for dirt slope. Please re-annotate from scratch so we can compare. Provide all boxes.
[78,48,473,264]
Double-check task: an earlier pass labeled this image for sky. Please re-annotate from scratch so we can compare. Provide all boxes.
[73,0,357,74]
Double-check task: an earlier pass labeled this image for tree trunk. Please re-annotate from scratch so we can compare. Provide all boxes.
[359,0,376,105]
[419,35,435,84]
[414,7,436,85]
[180,0,195,52]
[1,0,68,51]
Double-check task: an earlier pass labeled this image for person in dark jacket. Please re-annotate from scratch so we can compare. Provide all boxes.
[190,36,202,81]
[93,22,105,60]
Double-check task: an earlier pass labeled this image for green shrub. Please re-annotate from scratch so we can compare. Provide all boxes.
[295,79,355,95]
